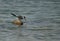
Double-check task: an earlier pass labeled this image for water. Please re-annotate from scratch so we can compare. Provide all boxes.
[0,0,60,41]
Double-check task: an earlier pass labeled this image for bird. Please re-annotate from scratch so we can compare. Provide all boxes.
[11,13,26,26]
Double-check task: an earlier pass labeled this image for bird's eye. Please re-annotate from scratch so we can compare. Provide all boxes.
[24,16,26,19]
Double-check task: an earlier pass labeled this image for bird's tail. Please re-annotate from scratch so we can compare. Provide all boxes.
[11,13,17,17]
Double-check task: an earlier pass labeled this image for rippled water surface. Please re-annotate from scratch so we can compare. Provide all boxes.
[0,0,60,41]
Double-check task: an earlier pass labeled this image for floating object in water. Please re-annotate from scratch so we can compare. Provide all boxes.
[12,19,23,26]
[11,13,26,26]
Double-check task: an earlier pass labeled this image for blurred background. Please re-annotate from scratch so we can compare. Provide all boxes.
[0,0,60,41]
